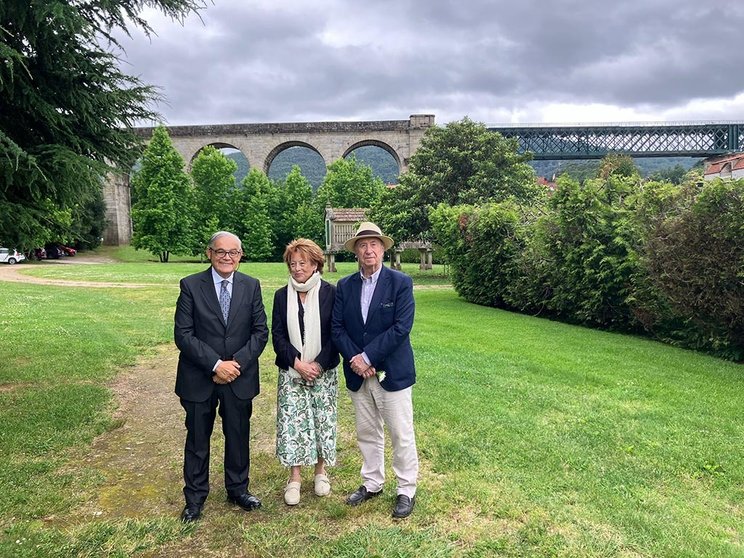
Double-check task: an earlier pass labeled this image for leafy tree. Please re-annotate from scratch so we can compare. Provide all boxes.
[315,156,385,211]
[279,166,324,249]
[430,201,528,308]
[130,126,194,262]
[0,0,204,249]
[229,169,274,261]
[535,173,642,328]
[190,146,238,254]
[69,187,107,249]
[597,154,640,180]
[648,164,688,185]
[371,117,540,243]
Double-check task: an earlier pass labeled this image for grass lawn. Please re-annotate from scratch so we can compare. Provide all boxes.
[0,259,742,557]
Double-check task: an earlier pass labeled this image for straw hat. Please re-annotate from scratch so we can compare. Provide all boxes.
[343,221,394,251]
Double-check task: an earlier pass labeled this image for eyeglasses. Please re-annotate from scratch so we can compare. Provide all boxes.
[210,248,242,259]
[289,261,310,269]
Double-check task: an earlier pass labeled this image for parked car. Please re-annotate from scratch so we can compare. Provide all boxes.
[44,244,61,259]
[59,245,77,256]
[0,247,25,264]
[44,243,77,258]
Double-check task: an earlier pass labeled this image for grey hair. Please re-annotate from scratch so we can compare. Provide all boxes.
[208,231,242,250]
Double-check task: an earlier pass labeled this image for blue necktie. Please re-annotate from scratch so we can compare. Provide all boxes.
[219,279,230,323]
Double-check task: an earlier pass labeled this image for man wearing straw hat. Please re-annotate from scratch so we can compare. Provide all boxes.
[332,221,419,519]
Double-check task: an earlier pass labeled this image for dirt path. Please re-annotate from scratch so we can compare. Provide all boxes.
[63,344,279,530]
[0,254,154,288]
[73,345,185,520]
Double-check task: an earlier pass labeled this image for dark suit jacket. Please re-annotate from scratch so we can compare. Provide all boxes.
[332,265,416,392]
[271,280,340,372]
[174,268,269,402]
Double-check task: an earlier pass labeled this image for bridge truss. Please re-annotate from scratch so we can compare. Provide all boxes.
[489,123,744,160]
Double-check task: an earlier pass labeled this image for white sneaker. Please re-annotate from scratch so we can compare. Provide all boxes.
[314,473,331,497]
[284,481,301,505]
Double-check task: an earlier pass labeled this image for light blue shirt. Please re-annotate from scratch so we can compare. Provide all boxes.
[360,266,382,366]
[360,266,381,323]
[211,268,234,299]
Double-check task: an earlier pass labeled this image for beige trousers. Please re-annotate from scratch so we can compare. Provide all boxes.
[348,376,419,498]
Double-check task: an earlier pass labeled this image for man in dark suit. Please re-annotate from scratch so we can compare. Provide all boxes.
[174,231,269,522]
[332,222,419,519]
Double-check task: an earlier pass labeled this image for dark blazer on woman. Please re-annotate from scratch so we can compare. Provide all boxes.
[272,279,340,371]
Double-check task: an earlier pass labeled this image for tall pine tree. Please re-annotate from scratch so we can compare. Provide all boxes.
[0,1,204,248]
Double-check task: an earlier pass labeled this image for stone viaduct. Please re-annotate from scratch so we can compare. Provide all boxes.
[103,114,435,244]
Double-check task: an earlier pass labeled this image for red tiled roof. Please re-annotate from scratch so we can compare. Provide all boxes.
[704,152,744,175]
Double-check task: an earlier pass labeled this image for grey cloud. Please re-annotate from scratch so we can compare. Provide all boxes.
[116,0,744,125]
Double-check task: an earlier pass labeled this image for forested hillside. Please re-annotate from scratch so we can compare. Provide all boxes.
[226,145,399,189]
[531,156,702,181]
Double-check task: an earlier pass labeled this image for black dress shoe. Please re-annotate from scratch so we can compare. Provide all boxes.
[392,494,415,518]
[180,503,202,522]
[346,485,382,506]
[227,491,262,511]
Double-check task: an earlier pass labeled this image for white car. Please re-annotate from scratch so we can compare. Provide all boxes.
[0,247,25,264]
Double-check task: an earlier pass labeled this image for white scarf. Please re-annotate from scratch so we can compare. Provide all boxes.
[286,271,322,380]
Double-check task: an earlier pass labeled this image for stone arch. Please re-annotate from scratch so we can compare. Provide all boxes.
[342,140,401,173]
[188,141,249,166]
[264,141,326,175]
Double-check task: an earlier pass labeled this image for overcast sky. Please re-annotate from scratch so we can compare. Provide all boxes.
[118,0,744,127]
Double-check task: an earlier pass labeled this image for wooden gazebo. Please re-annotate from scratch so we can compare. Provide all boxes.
[324,206,368,272]
[324,205,433,272]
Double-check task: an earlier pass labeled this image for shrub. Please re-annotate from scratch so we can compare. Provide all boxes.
[644,178,744,359]
[431,201,530,308]
[430,172,744,361]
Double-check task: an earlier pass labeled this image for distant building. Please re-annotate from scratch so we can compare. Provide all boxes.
[703,153,744,180]
[537,176,557,191]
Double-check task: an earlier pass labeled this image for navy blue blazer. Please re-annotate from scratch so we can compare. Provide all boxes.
[174,268,269,402]
[271,280,340,372]
[332,265,416,392]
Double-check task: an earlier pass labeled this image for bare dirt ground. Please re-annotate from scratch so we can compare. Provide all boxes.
[0,256,190,522]
[73,344,186,520]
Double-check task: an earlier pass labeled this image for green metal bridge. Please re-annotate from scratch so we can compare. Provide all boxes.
[489,122,744,160]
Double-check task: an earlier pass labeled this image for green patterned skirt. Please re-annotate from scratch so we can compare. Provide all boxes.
[275,367,338,467]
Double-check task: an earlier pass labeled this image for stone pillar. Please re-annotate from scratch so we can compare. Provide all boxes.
[325,252,336,273]
[102,172,132,245]
[419,249,426,270]
[426,249,433,270]
[393,250,402,270]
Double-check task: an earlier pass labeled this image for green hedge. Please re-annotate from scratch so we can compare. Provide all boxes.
[432,177,744,361]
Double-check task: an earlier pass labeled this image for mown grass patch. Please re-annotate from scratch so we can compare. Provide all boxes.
[0,264,742,557]
[18,260,450,289]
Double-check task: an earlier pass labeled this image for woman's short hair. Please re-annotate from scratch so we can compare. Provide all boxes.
[283,238,325,274]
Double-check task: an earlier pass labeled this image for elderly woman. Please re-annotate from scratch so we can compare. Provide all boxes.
[272,238,339,506]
